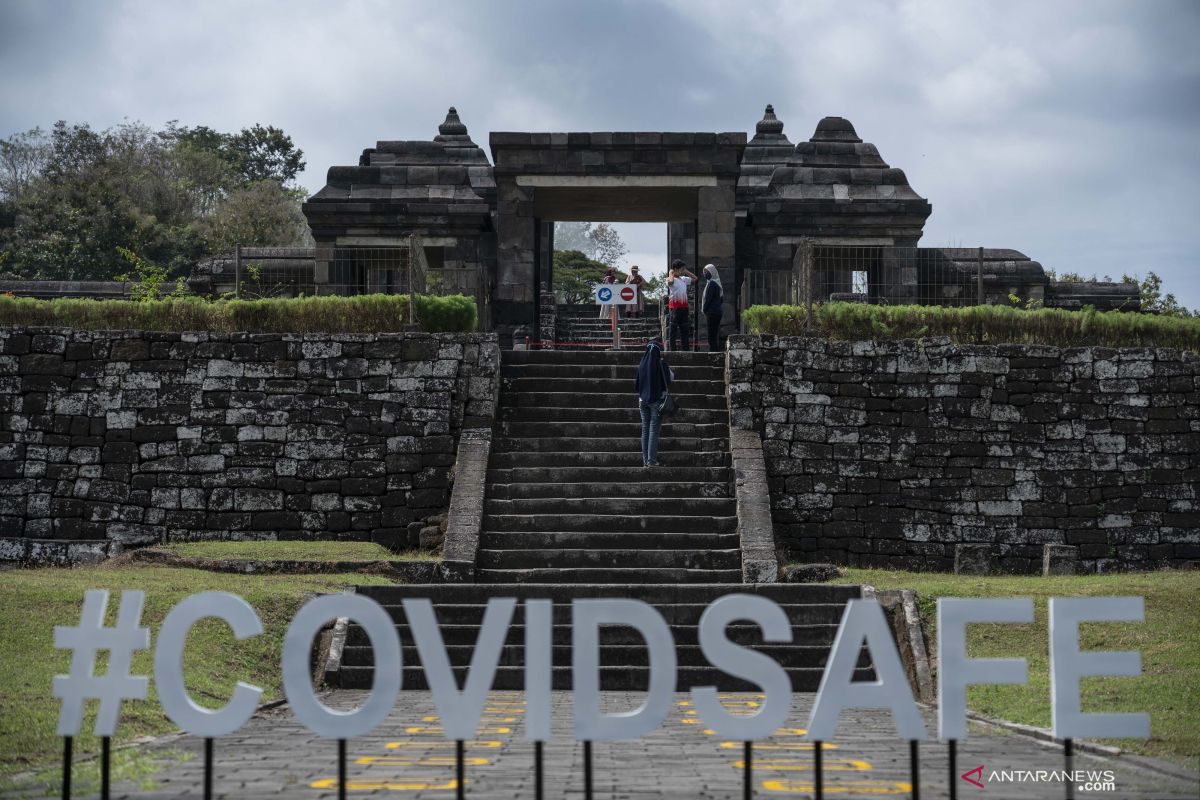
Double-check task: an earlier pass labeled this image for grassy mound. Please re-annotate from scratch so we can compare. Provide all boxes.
[0,293,478,334]
[742,303,1200,351]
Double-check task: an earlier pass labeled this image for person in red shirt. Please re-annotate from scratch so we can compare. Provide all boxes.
[666,259,697,351]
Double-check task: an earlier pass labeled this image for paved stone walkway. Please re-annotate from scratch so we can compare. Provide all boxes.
[23,692,1199,799]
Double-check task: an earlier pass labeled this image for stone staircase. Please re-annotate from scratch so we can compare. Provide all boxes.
[553,303,663,349]
[340,583,866,690]
[484,349,739,583]
[340,348,868,691]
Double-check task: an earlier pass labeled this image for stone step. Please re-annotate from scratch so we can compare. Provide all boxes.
[362,602,852,630]
[483,513,737,533]
[480,531,739,549]
[346,621,843,647]
[489,481,731,500]
[483,497,735,516]
[476,567,745,583]
[502,364,722,381]
[504,350,722,367]
[499,421,727,439]
[489,451,731,469]
[493,436,728,454]
[355,583,863,605]
[487,466,733,485]
[477,547,740,571]
[505,377,725,396]
[337,664,866,692]
[500,391,726,409]
[498,406,727,425]
[341,643,860,670]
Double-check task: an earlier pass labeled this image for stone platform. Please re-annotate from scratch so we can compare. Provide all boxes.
[21,691,1195,800]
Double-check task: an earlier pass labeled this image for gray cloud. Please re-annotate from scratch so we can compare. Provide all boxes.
[2,0,1197,304]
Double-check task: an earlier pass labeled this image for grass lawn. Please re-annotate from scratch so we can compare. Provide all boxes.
[159,540,437,562]
[0,563,392,789]
[835,568,1200,767]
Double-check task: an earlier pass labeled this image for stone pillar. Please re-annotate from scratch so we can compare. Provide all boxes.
[1043,544,1079,576]
[954,544,993,575]
[493,178,536,325]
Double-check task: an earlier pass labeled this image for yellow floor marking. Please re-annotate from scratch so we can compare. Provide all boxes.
[422,715,517,722]
[733,759,873,771]
[403,726,511,735]
[311,777,461,791]
[720,742,840,751]
[762,779,910,794]
[385,740,503,749]
[356,755,490,767]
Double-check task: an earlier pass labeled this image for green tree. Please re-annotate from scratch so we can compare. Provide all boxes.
[197,180,312,254]
[552,249,612,304]
[1123,271,1194,317]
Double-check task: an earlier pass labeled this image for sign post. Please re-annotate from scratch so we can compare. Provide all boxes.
[594,284,637,349]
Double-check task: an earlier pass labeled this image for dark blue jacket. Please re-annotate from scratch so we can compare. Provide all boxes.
[635,342,673,403]
[703,280,723,315]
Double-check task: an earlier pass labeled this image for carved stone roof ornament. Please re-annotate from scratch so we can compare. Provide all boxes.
[755,104,785,137]
[435,106,472,142]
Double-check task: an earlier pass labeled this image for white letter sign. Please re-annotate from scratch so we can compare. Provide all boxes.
[937,598,1033,740]
[404,597,516,740]
[806,599,926,741]
[692,594,792,740]
[1050,597,1149,739]
[572,599,676,740]
[283,593,401,738]
[155,592,263,737]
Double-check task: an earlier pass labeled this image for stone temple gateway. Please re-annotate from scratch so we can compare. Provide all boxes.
[299,106,1137,340]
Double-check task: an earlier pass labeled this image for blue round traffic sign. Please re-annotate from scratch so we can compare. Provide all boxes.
[597,286,612,302]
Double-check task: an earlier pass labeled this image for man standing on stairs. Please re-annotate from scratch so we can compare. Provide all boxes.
[635,336,673,467]
[666,259,697,351]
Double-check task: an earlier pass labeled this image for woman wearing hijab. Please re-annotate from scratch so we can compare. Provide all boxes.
[634,336,673,467]
[625,265,646,317]
[701,263,724,352]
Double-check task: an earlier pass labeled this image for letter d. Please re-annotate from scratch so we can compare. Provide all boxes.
[572,599,675,741]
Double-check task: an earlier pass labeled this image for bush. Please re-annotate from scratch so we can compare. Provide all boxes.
[740,302,1200,351]
[413,294,477,332]
[0,293,477,334]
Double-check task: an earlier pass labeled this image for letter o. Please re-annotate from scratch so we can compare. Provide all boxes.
[154,592,264,737]
[282,593,401,738]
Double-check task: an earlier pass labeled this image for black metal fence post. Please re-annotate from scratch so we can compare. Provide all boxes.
[910,739,919,800]
[456,739,464,800]
[204,738,213,800]
[337,738,347,800]
[61,737,71,800]
[813,739,823,800]
[1064,738,1074,800]
[743,741,753,800]
[535,740,544,800]
[948,739,957,800]
[583,740,593,800]
[100,737,110,800]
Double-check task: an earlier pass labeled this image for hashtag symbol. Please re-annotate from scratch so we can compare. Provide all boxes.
[53,590,150,736]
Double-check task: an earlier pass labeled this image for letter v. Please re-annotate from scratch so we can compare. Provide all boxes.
[402,597,516,740]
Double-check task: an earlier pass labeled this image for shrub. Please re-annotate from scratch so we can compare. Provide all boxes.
[413,294,478,332]
[740,302,1200,351]
[0,293,476,334]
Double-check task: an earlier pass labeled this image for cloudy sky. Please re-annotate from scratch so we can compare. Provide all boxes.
[2,0,1198,304]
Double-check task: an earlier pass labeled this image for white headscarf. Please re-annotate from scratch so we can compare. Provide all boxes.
[703,263,722,289]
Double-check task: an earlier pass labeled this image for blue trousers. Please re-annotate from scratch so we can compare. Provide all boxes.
[639,399,663,465]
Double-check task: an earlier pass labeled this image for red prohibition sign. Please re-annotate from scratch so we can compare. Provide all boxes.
[619,286,635,301]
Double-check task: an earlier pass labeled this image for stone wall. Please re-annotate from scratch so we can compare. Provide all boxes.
[0,327,499,563]
[727,335,1200,573]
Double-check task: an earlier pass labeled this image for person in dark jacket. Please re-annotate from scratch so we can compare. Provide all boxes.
[634,336,673,466]
[702,263,724,352]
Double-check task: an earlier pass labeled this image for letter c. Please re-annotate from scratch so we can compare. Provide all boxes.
[154,592,264,737]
